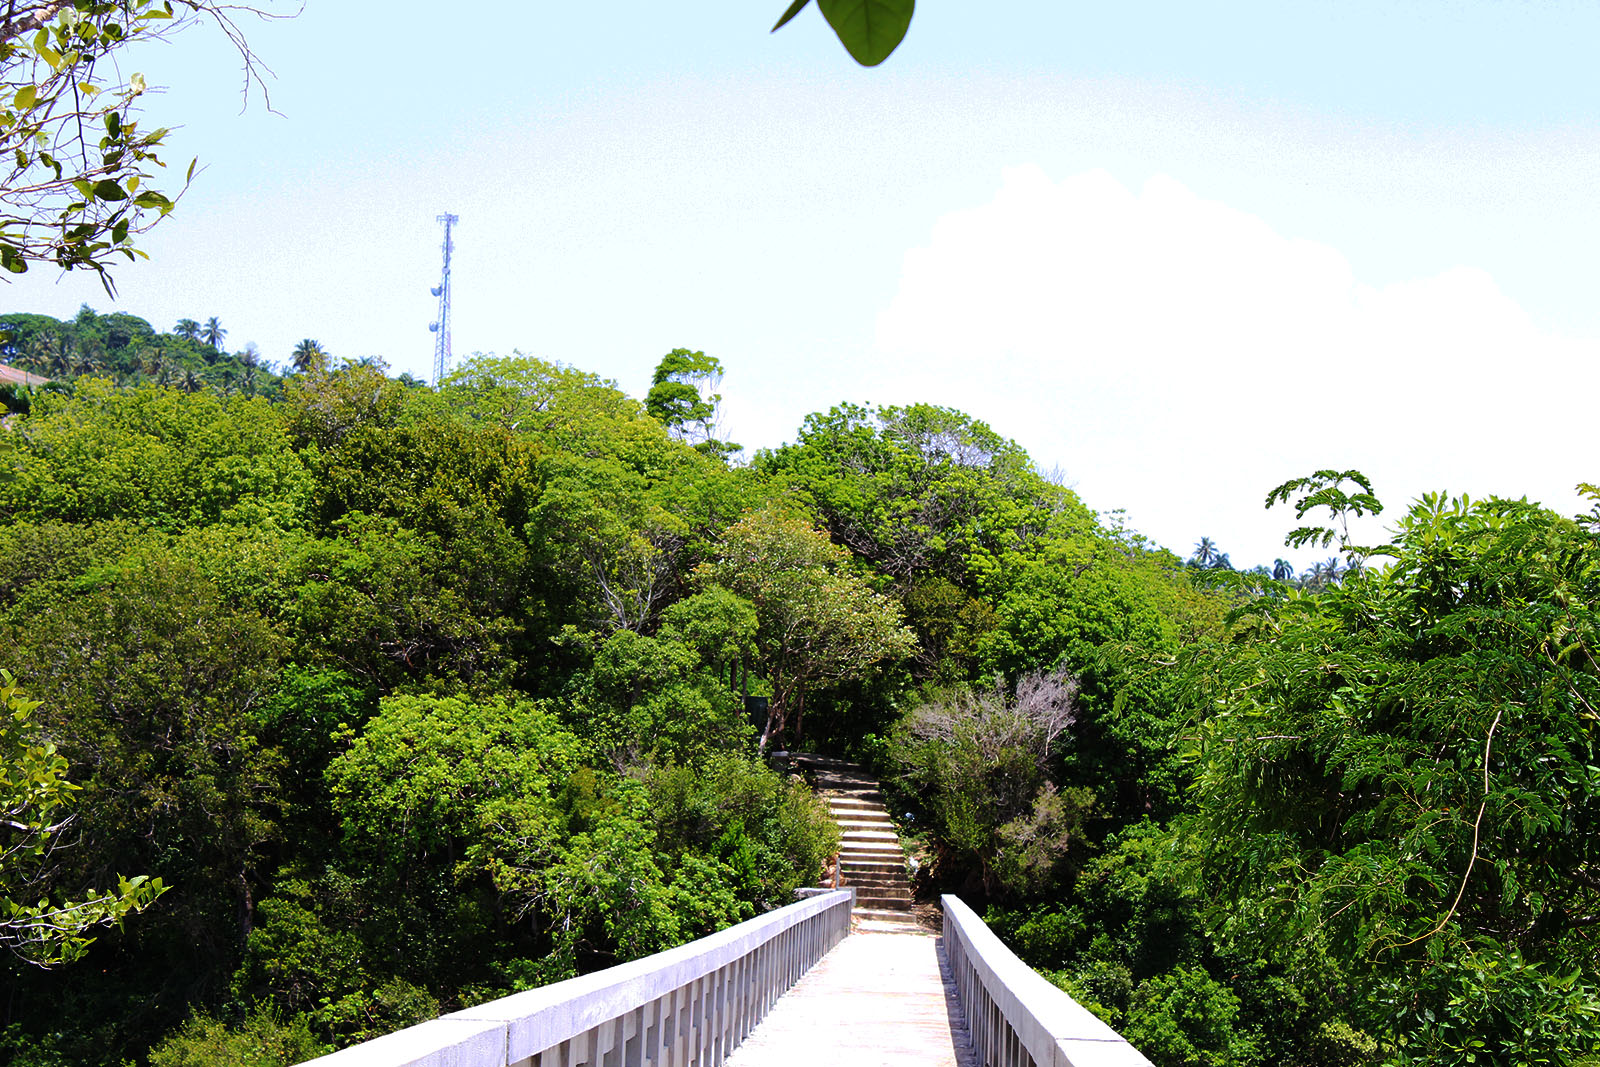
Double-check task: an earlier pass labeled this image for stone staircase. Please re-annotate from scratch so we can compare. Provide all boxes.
[795,754,922,934]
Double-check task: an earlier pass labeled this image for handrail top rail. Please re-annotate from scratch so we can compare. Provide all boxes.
[302,889,854,1067]
[942,894,1154,1067]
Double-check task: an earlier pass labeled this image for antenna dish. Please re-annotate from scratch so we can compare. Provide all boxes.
[429,322,439,333]
[430,286,441,297]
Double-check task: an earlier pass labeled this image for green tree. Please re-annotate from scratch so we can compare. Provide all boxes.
[202,316,227,355]
[290,339,327,375]
[147,1007,326,1067]
[644,348,739,459]
[0,378,311,529]
[290,512,518,692]
[1189,479,1600,1064]
[0,670,165,967]
[562,626,751,768]
[758,402,1091,600]
[173,318,202,343]
[2,548,289,976]
[698,507,917,749]
[895,668,1091,896]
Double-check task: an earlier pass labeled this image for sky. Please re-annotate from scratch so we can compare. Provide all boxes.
[6,1,1600,568]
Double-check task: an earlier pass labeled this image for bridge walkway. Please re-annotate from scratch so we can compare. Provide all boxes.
[723,929,975,1067]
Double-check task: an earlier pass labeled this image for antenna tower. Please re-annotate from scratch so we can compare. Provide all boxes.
[429,213,459,384]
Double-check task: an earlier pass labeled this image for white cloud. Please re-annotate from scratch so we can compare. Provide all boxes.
[867,166,1597,566]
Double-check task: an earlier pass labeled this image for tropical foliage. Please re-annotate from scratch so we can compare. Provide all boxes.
[2,323,1596,1067]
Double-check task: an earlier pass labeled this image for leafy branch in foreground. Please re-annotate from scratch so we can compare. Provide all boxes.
[771,0,914,67]
[1266,468,1391,565]
[0,1,288,293]
[0,669,165,966]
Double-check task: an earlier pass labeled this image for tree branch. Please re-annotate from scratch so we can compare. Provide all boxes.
[0,1,72,44]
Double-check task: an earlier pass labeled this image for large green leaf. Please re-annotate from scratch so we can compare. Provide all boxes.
[817,0,914,66]
[771,0,812,32]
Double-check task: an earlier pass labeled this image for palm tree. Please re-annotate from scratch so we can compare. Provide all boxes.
[173,318,202,343]
[291,338,328,375]
[213,364,238,397]
[138,345,166,380]
[1304,558,1345,592]
[1272,558,1296,582]
[1191,536,1220,569]
[27,329,72,378]
[70,343,106,378]
[180,367,203,393]
[201,316,227,354]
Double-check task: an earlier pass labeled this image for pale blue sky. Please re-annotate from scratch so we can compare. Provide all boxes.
[7,2,1600,565]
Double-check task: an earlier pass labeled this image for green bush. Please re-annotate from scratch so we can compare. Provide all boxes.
[147,1007,326,1067]
[1122,966,1259,1067]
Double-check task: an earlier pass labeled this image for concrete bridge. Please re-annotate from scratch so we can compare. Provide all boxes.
[298,890,1154,1067]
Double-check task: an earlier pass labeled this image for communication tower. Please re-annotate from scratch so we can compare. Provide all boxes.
[429,213,459,384]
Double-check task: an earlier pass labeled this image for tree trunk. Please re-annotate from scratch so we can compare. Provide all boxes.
[758,689,788,753]
[238,867,254,943]
[791,690,806,750]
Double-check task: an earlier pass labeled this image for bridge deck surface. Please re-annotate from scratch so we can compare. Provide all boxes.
[724,931,976,1067]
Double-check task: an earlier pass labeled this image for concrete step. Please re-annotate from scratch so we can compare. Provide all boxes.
[842,874,910,888]
[825,794,888,808]
[829,810,889,823]
[854,887,913,904]
[829,813,891,826]
[821,788,884,802]
[840,863,907,879]
[828,799,889,810]
[797,755,862,769]
[812,772,880,786]
[854,917,927,935]
[809,756,927,923]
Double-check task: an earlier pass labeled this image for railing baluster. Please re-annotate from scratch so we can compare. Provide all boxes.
[296,890,852,1067]
[672,983,689,1067]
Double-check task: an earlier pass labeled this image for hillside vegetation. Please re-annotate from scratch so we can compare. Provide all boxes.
[0,339,1596,1067]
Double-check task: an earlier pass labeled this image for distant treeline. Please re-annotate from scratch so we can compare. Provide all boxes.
[0,306,351,407]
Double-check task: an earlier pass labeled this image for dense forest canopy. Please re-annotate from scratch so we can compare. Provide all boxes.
[0,330,1597,1066]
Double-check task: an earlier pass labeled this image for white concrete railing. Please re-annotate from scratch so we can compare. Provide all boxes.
[942,895,1154,1067]
[300,888,854,1067]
